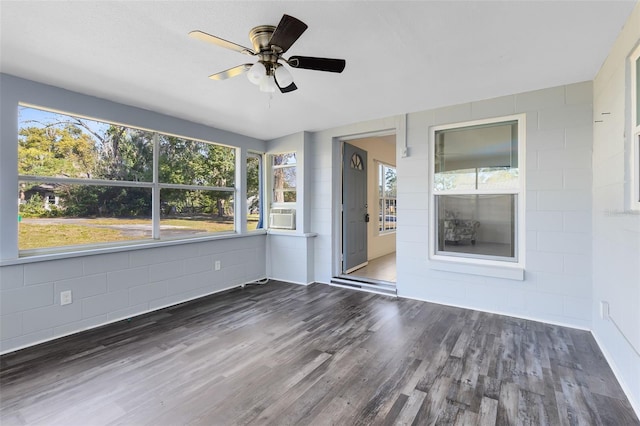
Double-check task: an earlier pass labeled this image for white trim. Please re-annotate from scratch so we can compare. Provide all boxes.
[269,151,297,208]
[429,258,524,280]
[1,231,266,266]
[630,42,640,210]
[376,161,397,236]
[428,114,526,272]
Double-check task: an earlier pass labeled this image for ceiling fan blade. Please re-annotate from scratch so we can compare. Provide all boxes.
[288,56,346,73]
[268,15,308,54]
[189,30,256,56]
[209,64,253,80]
[278,82,298,93]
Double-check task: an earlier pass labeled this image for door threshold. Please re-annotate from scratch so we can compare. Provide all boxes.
[331,276,397,297]
[337,274,396,287]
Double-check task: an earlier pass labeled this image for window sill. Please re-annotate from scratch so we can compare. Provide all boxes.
[429,256,524,281]
[267,230,317,238]
[0,230,267,266]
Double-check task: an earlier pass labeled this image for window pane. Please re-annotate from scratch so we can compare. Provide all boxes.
[18,106,154,182]
[273,152,296,166]
[273,167,296,202]
[160,189,234,238]
[159,136,235,187]
[436,194,516,260]
[434,121,518,191]
[247,155,262,230]
[18,182,152,250]
[383,166,397,197]
[383,198,397,231]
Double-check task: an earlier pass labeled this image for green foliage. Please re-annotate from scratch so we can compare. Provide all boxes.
[19,110,237,220]
[19,125,96,178]
[19,194,47,217]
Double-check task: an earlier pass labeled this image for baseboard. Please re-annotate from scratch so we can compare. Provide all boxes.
[267,276,313,286]
[394,292,592,331]
[591,330,640,419]
[0,279,265,356]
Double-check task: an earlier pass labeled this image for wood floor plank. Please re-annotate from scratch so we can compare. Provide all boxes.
[0,281,637,425]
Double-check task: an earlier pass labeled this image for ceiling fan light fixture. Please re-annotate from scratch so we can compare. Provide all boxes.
[259,74,277,93]
[247,62,266,85]
[274,65,294,88]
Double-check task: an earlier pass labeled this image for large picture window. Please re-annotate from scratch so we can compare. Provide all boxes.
[431,116,524,263]
[17,105,236,253]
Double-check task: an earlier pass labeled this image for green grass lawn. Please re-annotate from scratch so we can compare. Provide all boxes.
[19,216,261,250]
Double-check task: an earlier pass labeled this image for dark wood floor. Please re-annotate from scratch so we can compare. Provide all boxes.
[1,281,637,425]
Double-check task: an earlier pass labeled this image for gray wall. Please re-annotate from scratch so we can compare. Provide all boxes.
[592,2,640,414]
[309,82,594,329]
[0,75,267,354]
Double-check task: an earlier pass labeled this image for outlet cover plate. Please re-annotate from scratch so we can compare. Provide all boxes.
[61,290,72,305]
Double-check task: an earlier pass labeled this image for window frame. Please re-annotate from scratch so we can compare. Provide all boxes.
[270,152,297,206]
[428,114,526,270]
[377,161,397,235]
[17,104,238,257]
[630,43,640,211]
[246,152,264,232]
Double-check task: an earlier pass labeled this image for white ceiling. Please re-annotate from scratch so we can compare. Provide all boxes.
[0,1,636,141]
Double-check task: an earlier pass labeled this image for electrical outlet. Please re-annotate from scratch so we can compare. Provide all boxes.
[60,290,72,306]
[215,260,221,271]
[401,147,409,158]
[600,301,610,320]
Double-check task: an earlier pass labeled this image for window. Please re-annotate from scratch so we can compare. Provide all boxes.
[272,152,296,203]
[378,162,397,233]
[631,43,640,210]
[247,153,263,230]
[17,105,236,253]
[431,116,524,264]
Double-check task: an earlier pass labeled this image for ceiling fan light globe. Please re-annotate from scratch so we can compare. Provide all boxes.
[275,65,294,88]
[260,75,277,93]
[247,62,266,85]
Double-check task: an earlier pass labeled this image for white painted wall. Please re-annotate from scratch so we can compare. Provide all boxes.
[0,75,268,354]
[347,136,396,260]
[264,132,317,285]
[308,116,403,282]
[592,2,640,414]
[311,83,594,330]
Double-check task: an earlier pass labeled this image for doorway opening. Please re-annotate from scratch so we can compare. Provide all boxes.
[335,133,397,292]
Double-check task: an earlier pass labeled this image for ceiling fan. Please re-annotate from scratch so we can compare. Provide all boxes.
[189,14,346,93]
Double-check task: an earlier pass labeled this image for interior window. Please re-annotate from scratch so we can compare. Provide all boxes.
[433,119,521,262]
[378,162,397,233]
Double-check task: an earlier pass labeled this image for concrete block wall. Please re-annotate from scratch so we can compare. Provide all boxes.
[0,235,266,353]
[395,82,594,329]
[591,1,640,413]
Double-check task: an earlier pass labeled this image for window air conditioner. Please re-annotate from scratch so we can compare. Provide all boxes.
[269,208,296,230]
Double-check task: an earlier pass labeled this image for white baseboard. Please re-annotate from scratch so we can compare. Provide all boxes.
[591,330,640,420]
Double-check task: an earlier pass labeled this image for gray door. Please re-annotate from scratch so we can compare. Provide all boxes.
[343,142,368,273]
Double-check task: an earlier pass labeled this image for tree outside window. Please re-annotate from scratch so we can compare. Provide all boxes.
[272,153,296,203]
[17,105,236,252]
